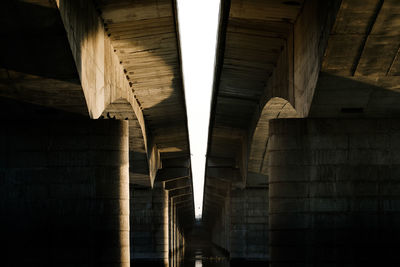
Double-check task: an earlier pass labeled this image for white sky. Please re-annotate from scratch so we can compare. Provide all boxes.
[176,0,221,218]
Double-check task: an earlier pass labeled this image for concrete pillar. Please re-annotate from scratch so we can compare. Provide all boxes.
[0,120,129,267]
[173,203,177,266]
[269,118,400,266]
[211,198,229,251]
[210,187,269,260]
[230,188,268,260]
[130,183,168,265]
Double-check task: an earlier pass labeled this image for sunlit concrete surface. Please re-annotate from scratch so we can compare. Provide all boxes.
[2,0,400,266]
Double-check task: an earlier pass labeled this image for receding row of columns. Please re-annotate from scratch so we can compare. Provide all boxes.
[130,183,187,267]
[0,119,189,267]
[206,118,400,266]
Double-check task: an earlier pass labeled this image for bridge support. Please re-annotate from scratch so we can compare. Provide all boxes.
[130,183,169,265]
[269,118,400,266]
[209,184,269,260]
[0,120,129,267]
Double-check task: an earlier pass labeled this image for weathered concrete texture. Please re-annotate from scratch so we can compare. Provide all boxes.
[130,184,168,264]
[169,196,186,266]
[211,187,269,260]
[269,118,400,266]
[0,120,129,267]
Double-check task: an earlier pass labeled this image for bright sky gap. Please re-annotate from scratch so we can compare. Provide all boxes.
[176,1,221,218]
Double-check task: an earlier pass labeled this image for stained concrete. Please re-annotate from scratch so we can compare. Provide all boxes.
[269,118,400,265]
[0,119,129,267]
[210,186,269,260]
[130,184,169,264]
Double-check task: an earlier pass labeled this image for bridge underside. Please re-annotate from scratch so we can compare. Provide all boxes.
[2,0,400,266]
[204,0,400,265]
[0,0,193,266]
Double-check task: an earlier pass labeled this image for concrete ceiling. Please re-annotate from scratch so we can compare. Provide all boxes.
[310,0,400,117]
[95,0,189,160]
[203,0,307,225]
[205,0,306,189]
[0,0,88,116]
[203,0,400,226]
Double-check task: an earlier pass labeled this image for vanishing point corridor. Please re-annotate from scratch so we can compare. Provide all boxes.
[2,0,400,266]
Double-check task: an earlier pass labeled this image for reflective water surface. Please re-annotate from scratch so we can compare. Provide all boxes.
[132,240,268,267]
[132,223,268,267]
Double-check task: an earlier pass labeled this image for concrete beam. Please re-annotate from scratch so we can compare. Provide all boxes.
[206,176,230,189]
[164,177,190,191]
[173,199,193,206]
[172,194,193,203]
[156,167,190,182]
[55,0,160,186]
[207,156,236,167]
[175,201,192,209]
[162,156,191,168]
[169,187,192,198]
[206,167,241,182]
[204,191,226,202]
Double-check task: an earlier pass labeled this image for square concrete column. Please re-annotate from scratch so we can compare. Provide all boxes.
[0,120,129,267]
[130,183,168,265]
[269,118,400,266]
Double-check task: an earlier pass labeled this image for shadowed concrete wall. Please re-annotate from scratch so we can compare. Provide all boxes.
[169,197,185,266]
[0,120,129,267]
[211,187,269,260]
[130,183,168,265]
[269,118,400,266]
[230,188,268,259]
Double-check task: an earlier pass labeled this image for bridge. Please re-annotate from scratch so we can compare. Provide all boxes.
[1,0,400,266]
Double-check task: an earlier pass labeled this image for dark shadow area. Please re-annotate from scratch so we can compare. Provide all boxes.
[0,96,86,120]
[0,97,129,266]
[310,72,400,118]
[0,1,88,116]
[0,1,79,81]
[0,1,196,266]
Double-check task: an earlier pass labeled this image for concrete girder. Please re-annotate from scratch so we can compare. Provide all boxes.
[164,177,190,191]
[168,186,192,198]
[206,167,241,183]
[0,1,88,116]
[168,185,191,199]
[174,200,193,208]
[206,176,231,189]
[55,0,162,187]
[172,194,193,203]
[206,128,248,186]
[203,192,225,204]
[204,0,341,220]
[156,167,190,182]
[162,156,191,168]
[94,0,190,163]
[308,0,400,117]
[207,156,236,167]
[175,201,193,209]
